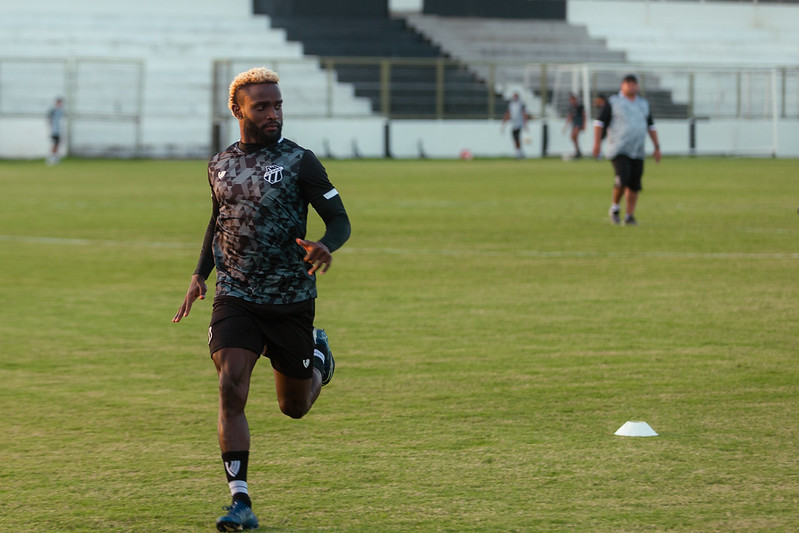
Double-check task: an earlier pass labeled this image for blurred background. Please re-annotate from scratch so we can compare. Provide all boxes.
[0,0,797,159]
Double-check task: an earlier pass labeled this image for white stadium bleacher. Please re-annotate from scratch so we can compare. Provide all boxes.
[568,0,799,67]
[404,2,798,114]
[0,0,373,158]
[0,0,797,158]
[402,14,627,113]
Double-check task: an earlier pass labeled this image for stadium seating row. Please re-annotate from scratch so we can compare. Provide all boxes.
[1,0,796,159]
[401,14,628,116]
[400,4,798,120]
[262,12,508,118]
[568,0,799,67]
[0,6,372,157]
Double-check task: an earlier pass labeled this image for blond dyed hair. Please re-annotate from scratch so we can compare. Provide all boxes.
[228,67,280,115]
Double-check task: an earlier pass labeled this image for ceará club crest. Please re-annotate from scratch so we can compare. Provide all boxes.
[263,165,284,184]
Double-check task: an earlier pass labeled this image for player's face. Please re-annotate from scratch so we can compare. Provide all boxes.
[235,83,283,145]
[621,80,639,98]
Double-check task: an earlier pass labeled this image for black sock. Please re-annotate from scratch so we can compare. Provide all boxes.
[232,492,251,507]
[222,451,251,507]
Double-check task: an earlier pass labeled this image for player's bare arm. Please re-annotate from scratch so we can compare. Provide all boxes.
[296,238,332,275]
[173,273,207,322]
[592,124,604,158]
[649,129,662,163]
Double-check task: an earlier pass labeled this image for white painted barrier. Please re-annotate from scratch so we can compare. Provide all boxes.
[6,115,796,159]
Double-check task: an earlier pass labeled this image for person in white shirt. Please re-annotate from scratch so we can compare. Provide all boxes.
[502,93,531,159]
[592,75,661,226]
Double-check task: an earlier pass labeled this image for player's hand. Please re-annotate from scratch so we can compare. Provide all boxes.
[173,274,207,323]
[592,144,601,159]
[296,238,332,276]
[653,147,662,163]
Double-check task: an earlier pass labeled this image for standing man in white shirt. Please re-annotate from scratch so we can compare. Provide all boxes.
[593,75,661,226]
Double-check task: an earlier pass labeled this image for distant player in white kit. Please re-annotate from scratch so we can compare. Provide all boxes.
[502,92,531,159]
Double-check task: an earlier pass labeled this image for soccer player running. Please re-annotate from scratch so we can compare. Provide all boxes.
[592,74,661,226]
[173,67,351,531]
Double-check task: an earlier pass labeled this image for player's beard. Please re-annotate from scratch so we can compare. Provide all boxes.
[243,117,282,145]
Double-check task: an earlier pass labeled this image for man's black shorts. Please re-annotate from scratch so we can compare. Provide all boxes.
[612,155,644,192]
[209,296,315,380]
[512,128,522,145]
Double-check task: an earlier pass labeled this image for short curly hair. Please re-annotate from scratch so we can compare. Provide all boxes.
[228,67,280,115]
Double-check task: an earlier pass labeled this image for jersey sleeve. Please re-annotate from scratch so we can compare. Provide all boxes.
[193,195,219,279]
[193,163,220,279]
[595,101,612,127]
[298,150,351,252]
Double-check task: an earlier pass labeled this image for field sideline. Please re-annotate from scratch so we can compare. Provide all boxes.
[1,157,797,532]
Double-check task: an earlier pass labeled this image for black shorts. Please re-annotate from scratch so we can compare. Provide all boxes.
[208,296,315,380]
[612,155,644,192]
[512,128,522,144]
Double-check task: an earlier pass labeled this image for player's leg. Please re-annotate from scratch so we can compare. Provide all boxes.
[212,347,259,452]
[623,159,644,225]
[624,190,639,221]
[609,156,630,225]
[511,128,523,158]
[48,135,60,165]
[274,369,321,419]
[269,311,334,419]
[262,299,318,419]
[570,127,579,153]
[612,185,624,204]
[208,298,264,531]
[212,347,260,531]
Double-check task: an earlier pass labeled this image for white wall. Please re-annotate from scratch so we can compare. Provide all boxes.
[389,0,424,13]
[6,115,798,160]
[212,116,799,160]
[390,120,540,159]
[0,0,250,16]
[0,119,54,158]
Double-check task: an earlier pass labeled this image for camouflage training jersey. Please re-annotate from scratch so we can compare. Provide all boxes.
[194,138,350,305]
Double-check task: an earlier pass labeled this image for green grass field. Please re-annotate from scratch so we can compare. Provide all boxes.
[1,156,797,532]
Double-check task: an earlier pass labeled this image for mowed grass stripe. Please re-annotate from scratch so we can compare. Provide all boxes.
[2,235,798,260]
